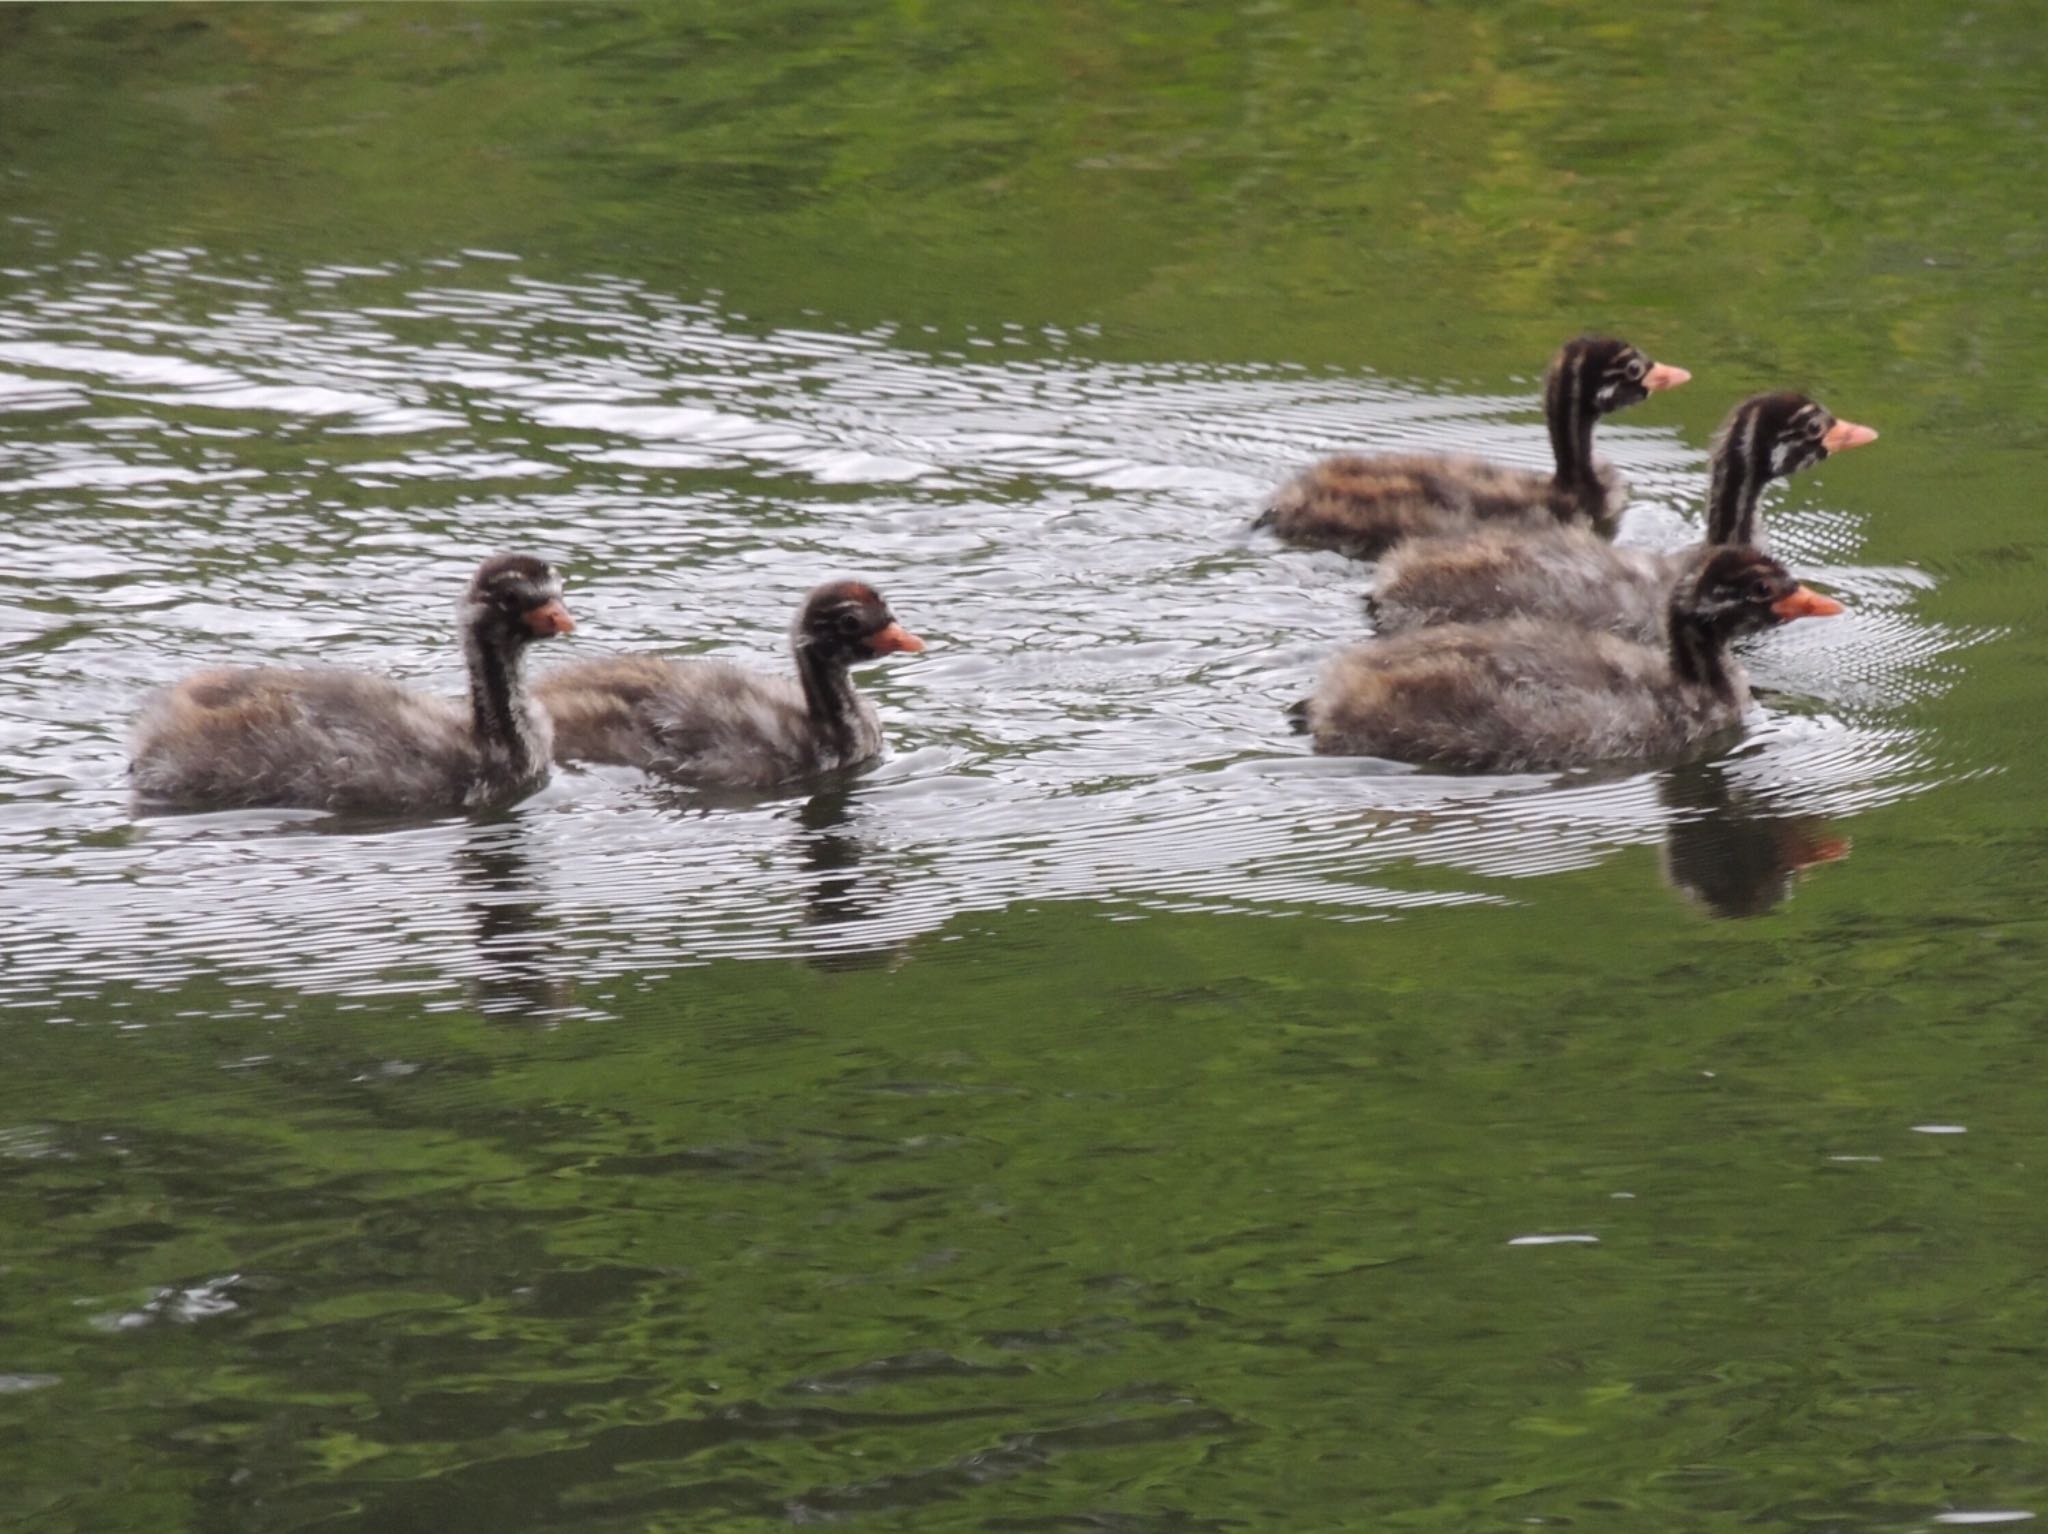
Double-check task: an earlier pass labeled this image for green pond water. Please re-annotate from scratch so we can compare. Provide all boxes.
[4,4,2048,1530]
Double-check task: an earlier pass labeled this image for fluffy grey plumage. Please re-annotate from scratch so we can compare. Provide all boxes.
[1256,336,1687,560]
[1305,548,1842,772]
[537,654,881,788]
[536,580,922,790]
[1370,392,1876,642]
[1373,524,1679,644]
[131,553,573,813]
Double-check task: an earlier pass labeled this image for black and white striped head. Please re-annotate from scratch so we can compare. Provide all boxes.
[1714,392,1878,485]
[459,553,575,644]
[1545,336,1691,423]
[1675,546,1844,639]
[794,580,925,666]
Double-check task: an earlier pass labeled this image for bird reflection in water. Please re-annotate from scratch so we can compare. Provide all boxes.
[1659,763,1850,917]
[789,785,866,921]
[639,772,907,970]
[455,817,580,1018]
[791,784,908,971]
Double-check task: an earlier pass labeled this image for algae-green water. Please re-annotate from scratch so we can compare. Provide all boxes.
[4,5,2046,1529]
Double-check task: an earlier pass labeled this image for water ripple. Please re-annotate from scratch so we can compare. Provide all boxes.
[0,251,1979,1014]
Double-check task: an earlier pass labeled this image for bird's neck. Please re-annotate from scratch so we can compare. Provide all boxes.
[1545,368,1599,497]
[1668,615,1735,702]
[464,625,543,781]
[795,640,860,760]
[1705,430,1769,545]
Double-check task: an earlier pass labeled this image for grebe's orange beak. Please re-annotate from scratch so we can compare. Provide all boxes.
[1823,419,1878,453]
[867,621,924,655]
[523,598,576,636]
[1771,587,1843,620]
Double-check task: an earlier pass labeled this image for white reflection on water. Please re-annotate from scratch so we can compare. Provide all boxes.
[0,250,1988,1016]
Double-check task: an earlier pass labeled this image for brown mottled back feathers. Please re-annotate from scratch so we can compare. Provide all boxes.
[1260,453,1625,561]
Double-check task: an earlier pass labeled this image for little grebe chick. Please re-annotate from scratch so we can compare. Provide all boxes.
[1302,547,1842,772]
[131,554,575,813]
[1370,392,1876,642]
[535,580,923,789]
[1257,335,1690,560]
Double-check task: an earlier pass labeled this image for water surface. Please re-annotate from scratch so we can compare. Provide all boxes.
[3,5,2047,1531]
[2,255,1976,1009]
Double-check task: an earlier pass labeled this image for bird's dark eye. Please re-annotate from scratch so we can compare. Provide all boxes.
[1807,416,1828,440]
[1749,578,1776,601]
[1625,357,1647,382]
[835,611,865,638]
